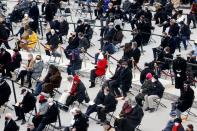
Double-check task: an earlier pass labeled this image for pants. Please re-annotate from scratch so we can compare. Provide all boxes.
[67,65,75,75]
[187,13,196,27]
[34,82,43,96]
[65,95,77,107]
[32,115,44,128]
[97,107,113,122]
[181,36,189,50]
[17,70,27,85]
[144,95,159,109]
[108,80,121,96]
[14,105,25,120]
[90,69,98,84]
[36,122,46,131]
[86,104,97,116]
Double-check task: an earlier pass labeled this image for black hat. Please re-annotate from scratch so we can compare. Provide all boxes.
[174,118,182,123]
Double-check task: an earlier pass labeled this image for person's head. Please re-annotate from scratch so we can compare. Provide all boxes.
[115,24,121,31]
[176,53,181,58]
[48,98,54,107]
[51,29,55,35]
[132,41,138,49]
[77,19,83,26]
[28,53,33,60]
[108,22,114,29]
[70,107,81,116]
[39,95,46,103]
[21,88,28,95]
[140,15,145,21]
[35,55,41,63]
[13,48,19,53]
[73,75,80,84]
[121,61,128,68]
[60,16,65,22]
[5,113,12,121]
[186,124,194,131]
[108,2,113,9]
[103,121,111,130]
[170,19,176,25]
[164,47,170,53]
[183,81,191,91]
[124,43,132,52]
[0,16,5,23]
[24,13,29,19]
[32,1,37,6]
[78,32,84,39]
[67,75,74,83]
[174,118,182,126]
[169,111,177,120]
[103,85,110,96]
[146,73,153,80]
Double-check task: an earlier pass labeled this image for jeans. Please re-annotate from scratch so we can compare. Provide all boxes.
[34,82,43,96]
[181,36,189,50]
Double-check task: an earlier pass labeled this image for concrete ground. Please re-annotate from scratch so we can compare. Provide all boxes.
[0,0,197,130]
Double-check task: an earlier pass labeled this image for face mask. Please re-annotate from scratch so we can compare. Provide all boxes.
[35,59,40,63]
[174,122,180,126]
[5,117,9,121]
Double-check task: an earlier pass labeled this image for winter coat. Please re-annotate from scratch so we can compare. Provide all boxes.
[95,58,108,76]
[119,67,132,92]
[0,80,11,106]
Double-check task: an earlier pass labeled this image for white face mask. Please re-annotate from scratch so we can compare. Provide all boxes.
[35,60,40,63]
[174,122,180,126]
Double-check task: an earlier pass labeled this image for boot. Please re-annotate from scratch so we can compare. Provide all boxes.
[89,82,95,88]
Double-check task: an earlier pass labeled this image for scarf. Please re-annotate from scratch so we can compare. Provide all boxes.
[172,124,181,131]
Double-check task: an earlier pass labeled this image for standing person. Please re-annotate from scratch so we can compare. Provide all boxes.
[0,16,10,49]
[173,54,187,89]
[179,21,191,50]
[4,113,19,131]
[0,48,11,77]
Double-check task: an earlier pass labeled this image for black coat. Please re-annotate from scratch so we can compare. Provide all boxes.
[119,67,132,92]
[0,23,9,40]
[9,53,22,70]
[72,114,89,131]
[177,87,194,112]
[173,57,187,75]
[0,51,11,66]
[0,80,11,106]
[49,34,59,49]
[60,20,69,36]
[4,119,19,131]
[76,81,86,103]
[29,5,39,21]
[150,80,165,98]
[42,103,59,124]
[168,23,180,37]
[94,90,105,105]
[67,37,80,50]
[103,93,117,112]
[116,105,144,130]
[130,48,141,63]
[21,92,36,113]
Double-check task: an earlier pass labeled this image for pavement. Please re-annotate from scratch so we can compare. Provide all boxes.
[0,0,197,130]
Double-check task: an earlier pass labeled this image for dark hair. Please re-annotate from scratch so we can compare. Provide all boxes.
[124,43,132,52]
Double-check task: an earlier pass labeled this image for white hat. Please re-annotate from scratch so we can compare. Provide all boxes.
[48,98,54,106]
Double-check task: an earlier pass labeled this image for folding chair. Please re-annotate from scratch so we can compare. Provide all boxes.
[154,97,167,111]
[95,75,106,86]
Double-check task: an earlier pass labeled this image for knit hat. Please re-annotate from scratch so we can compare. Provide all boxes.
[174,118,182,123]
[39,95,46,102]
[146,73,153,80]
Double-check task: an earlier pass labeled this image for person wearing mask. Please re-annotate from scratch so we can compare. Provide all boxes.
[172,81,194,118]
[5,48,22,78]
[78,32,90,51]
[173,54,187,89]
[130,41,141,64]
[162,111,177,131]
[171,118,185,131]
[114,98,144,131]
[4,113,19,131]
[27,55,44,88]
[89,53,108,88]
[64,107,89,131]
[144,75,165,113]
[35,98,59,131]
[47,29,60,52]
[34,65,62,96]
[75,20,85,34]
[0,48,11,77]
[64,75,87,111]
[32,95,48,128]
[97,85,117,123]
[14,88,36,125]
[15,53,35,87]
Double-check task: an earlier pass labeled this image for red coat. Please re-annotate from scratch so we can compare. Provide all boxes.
[95,58,108,76]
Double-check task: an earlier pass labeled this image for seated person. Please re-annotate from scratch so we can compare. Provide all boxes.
[32,95,48,128]
[19,29,38,51]
[64,32,79,58]
[35,98,59,131]
[64,75,87,111]
[67,48,82,75]
[0,78,11,107]
[5,48,22,78]
[15,53,34,87]
[135,73,154,106]
[64,107,89,131]
[0,48,11,77]
[45,28,60,56]
[114,98,144,131]
[89,53,108,88]
[162,111,177,131]
[109,61,132,99]
[171,81,194,118]
[78,32,90,52]
[27,55,44,88]
[86,85,117,123]
[34,65,62,96]
[144,75,165,113]
[14,88,36,125]
[112,25,123,45]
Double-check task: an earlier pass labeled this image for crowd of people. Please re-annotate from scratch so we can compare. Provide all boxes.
[0,0,197,130]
